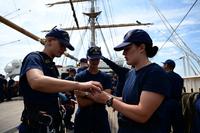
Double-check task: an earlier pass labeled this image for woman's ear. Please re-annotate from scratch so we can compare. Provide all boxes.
[139,44,146,53]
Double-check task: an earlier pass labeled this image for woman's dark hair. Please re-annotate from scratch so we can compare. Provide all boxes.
[135,43,158,58]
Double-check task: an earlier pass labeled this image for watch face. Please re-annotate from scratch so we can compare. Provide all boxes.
[106,97,113,107]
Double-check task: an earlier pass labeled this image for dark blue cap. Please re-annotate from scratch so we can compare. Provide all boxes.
[87,47,102,59]
[80,58,87,63]
[45,28,74,51]
[163,59,176,69]
[114,29,153,51]
[68,67,76,73]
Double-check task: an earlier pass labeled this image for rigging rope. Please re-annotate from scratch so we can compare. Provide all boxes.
[149,0,200,75]
[3,9,20,17]
[150,0,199,60]
[149,0,200,68]
[96,20,112,59]
[69,0,79,28]
[0,40,20,47]
[157,0,199,50]
[101,0,117,58]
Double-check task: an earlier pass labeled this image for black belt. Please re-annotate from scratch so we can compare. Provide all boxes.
[21,103,61,128]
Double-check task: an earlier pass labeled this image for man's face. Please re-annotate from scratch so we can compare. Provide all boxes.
[122,44,143,65]
[69,71,76,77]
[48,38,66,57]
[88,58,100,68]
[163,64,169,71]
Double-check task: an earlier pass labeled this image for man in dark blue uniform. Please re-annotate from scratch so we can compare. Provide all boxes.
[74,47,112,133]
[77,58,88,73]
[18,28,102,133]
[163,59,184,133]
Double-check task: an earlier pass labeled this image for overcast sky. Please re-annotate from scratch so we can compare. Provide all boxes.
[0,0,200,77]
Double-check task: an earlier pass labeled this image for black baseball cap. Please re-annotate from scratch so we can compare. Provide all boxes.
[68,67,76,73]
[45,28,74,51]
[87,47,102,59]
[162,59,176,69]
[114,29,153,51]
[80,58,87,63]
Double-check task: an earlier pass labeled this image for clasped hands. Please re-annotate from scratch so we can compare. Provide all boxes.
[78,81,112,104]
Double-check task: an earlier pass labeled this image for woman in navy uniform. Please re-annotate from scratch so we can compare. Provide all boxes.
[90,29,171,133]
[74,47,112,133]
[18,28,102,133]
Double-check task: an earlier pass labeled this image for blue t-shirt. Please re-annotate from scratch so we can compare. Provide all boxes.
[119,63,171,133]
[19,52,59,113]
[77,66,88,73]
[75,70,112,110]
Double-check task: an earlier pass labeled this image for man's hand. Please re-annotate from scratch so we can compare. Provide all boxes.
[78,81,103,92]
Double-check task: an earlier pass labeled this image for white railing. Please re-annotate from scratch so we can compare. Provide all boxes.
[183,75,200,93]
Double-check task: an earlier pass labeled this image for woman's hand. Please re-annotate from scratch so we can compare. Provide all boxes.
[89,91,111,104]
[78,81,103,92]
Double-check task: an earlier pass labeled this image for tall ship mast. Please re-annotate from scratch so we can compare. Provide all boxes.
[44,0,153,60]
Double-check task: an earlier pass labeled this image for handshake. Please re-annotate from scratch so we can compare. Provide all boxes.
[77,81,112,105]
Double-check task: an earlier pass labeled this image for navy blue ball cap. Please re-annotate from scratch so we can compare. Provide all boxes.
[162,59,176,68]
[87,47,102,59]
[114,29,153,51]
[80,58,87,63]
[45,28,74,51]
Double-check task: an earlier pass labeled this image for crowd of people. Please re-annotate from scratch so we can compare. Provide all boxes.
[16,28,199,133]
[0,74,18,102]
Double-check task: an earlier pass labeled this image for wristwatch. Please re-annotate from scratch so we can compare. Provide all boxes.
[106,97,114,107]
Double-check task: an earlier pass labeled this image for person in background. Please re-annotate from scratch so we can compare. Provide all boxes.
[74,47,112,133]
[6,77,15,101]
[64,67,77,130]
[101,56,129,96]
[77,58,88,73]
[90,29,171,133]
[111,73,118,95]
[163,59,184,133]
[0,74,7,102]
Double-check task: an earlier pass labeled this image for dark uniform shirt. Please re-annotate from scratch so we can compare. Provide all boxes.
[77,66,88,73]
[19,52,59,113]
[0,78,6,101]
[74,70,112,133]
[118,63,171,133]
[75,69,112,109]
[166,71,184,133]
[8,79,15,88]
[167,71,183,100]
[101,57,129,96]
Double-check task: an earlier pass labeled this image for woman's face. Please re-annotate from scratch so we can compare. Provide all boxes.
[123,44,144,65]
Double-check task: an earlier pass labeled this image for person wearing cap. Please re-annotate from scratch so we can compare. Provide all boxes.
[18,28,102,133]
[101,56,130,97]
[63,67,76,130]
[74,47,112,133]
[90,29,172,133]
[77,58,88,73]
[162,59,184,133]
